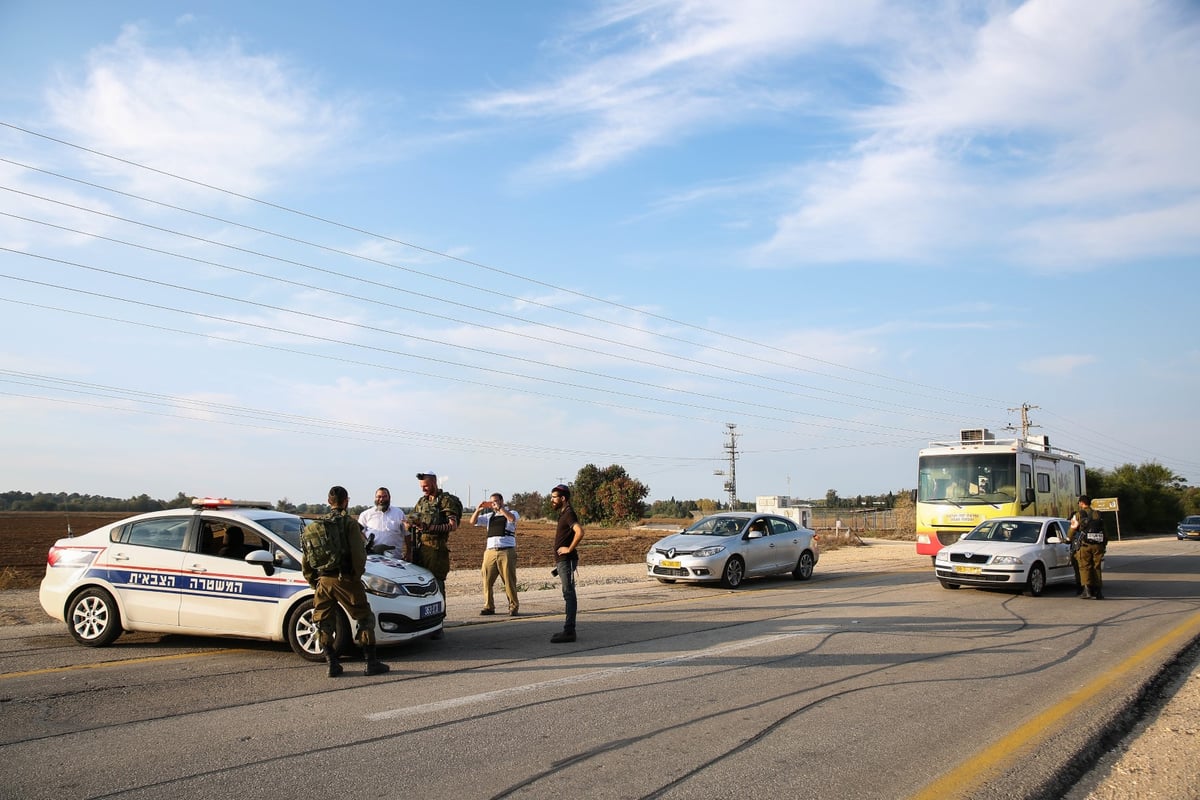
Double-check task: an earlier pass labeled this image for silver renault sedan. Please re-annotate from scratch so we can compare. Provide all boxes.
[645,512,819,588]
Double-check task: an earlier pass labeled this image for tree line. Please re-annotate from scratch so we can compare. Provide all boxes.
[4,460,1194,532]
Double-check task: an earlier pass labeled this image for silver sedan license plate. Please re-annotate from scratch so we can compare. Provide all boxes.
[420,601,443,618]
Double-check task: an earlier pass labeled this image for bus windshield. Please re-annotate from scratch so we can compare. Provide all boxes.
[918,453,1018,505]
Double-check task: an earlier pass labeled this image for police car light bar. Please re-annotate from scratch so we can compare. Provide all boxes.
[191,497,274,509]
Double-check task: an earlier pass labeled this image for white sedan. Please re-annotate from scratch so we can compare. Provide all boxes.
[39,499,444,660]
[933,516,1078,596]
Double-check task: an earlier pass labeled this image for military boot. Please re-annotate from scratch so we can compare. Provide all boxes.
[325,647,343,678]
[1080,585,1093,600]
[363,646,390,676]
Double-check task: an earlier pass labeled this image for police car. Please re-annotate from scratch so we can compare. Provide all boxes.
[38,498,445,661]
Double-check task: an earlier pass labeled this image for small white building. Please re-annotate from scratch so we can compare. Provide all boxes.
[755,496,814,529]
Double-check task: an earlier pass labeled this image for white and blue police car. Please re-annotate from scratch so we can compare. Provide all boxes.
[39,498,444,660]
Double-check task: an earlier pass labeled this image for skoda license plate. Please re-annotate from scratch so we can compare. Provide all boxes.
[661,559,681,569]
[420,601,443,618]
[954,566,982,575]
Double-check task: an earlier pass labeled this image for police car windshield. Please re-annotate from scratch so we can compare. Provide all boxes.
[255,515,307,549]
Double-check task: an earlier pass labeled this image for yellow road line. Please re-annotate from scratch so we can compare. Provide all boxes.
[2,648,251,679]
[909,609,1200,800]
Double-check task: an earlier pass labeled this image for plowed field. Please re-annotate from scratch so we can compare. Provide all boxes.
[0,511,668,588]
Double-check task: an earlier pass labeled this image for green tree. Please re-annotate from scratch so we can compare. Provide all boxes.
[596,476,649,524]
[570,464,650,525]
[509,491,545,521]
[1087,462,1186,532]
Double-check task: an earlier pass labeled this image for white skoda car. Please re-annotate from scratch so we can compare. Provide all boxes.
[933,516,1078,596]
[39,499,444,660]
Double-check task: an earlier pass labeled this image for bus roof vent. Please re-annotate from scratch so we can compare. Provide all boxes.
[959,428,994,444]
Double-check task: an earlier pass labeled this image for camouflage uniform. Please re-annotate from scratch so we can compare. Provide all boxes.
[301,510,377,649]
[1072,506,1107,599]
[409,489,463,593]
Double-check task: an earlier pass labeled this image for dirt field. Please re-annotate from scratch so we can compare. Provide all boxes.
[0,511,669,588]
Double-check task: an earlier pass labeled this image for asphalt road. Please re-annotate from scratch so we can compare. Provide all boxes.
[2,537,1198,800]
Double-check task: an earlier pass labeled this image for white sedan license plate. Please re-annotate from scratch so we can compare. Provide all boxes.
[420,602,443,618]
[953,565,982,575]
[661,559,681,569]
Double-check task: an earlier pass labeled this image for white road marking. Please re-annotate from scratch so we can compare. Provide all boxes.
[366,629,833,721]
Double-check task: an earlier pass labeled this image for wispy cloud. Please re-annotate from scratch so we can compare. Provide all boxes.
[466,0,888,178]
[45,24,358,197]
[465,0,1200,269]
[1022,354,1097,376]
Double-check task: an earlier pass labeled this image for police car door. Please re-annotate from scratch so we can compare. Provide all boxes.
[103,516,189,628]
[177,519,283,637]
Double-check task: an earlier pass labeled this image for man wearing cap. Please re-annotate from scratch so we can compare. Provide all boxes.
[549,484,584,643]
[409,472,462,600]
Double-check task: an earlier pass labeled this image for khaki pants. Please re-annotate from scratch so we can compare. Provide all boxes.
[314,574,376,646]
[481,547,519,612]
[1077,542,1105,589]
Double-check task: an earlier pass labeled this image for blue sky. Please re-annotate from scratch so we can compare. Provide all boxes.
[1,0,1197,508]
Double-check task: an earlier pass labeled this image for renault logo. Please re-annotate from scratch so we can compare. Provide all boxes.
[666,548,676,559]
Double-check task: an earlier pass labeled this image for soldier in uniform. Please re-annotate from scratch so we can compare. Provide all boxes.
[1070,494,1107,600]
[408,471,462,602]
[301,485,390,677]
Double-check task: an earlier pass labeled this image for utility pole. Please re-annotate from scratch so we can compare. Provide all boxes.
[1007,403,1040,440]
[712,423,739,508]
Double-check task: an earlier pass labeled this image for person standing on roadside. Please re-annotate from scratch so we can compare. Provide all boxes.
[471,492,520,616]
[358,486,409,558]
[1070,494,1107,599]
[408,471,462,600]
[301,485,390,677]
[549,484,584,643]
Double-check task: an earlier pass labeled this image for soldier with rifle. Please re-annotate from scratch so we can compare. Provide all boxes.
[408,471,463,608]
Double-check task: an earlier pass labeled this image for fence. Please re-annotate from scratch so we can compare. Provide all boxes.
[809,508,899,536]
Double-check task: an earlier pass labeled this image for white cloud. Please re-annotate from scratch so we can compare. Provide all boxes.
[773,0,1200,270]
[1022,354,1097,376]
[468,0,888,178]
[45,24,357,198]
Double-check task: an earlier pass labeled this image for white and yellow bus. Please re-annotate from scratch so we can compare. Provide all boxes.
[915,428,1086,558]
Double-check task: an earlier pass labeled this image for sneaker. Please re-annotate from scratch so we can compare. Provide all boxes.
[479,608,495,616]
[550,630,576,643]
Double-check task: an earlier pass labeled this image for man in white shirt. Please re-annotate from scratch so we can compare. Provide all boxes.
[358,487,409,559]
[471,492,520,615]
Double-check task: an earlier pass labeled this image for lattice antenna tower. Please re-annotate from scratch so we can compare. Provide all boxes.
[1006,403,1041,441]
[713,423,739,508]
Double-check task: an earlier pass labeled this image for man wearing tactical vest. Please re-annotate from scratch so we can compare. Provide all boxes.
[301,485,390,677]
[408,471,463,608]
[1070,494,1107,600]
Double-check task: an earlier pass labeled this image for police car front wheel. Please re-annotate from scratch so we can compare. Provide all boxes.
[287,598,350,662]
